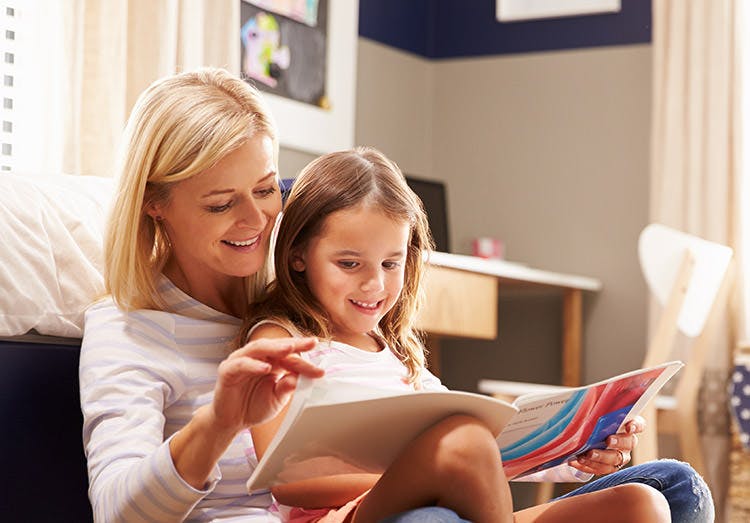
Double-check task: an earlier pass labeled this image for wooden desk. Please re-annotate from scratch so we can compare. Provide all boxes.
[417,252,602,387]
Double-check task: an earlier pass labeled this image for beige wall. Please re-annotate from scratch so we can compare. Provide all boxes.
[354,41,435,177]
[280,39,435,179]
[278,146,316,180]
[352,38,653,390]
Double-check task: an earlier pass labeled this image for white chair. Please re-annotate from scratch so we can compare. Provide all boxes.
[479,223,733,497]
[632,223,733,476]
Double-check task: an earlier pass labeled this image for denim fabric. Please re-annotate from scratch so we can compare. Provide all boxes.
[555,459,715,523]
[379,507,470,523]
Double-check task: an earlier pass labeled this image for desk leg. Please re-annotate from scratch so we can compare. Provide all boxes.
[562,289,582,387]
[424,334,441,378]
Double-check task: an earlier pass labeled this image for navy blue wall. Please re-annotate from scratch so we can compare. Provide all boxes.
[358,0,651,59]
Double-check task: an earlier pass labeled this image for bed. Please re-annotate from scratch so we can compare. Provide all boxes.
[0,173,115,521]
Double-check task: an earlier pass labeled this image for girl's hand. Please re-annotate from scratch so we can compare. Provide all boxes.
[211,337,324,433]
[568,416,644,475]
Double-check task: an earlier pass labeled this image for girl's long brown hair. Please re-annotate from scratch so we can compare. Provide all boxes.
[243,146,434,383]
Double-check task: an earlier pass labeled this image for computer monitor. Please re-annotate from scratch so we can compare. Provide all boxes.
[405,176,450,253]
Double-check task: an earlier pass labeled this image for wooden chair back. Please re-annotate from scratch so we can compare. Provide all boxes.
[634,224,733,475]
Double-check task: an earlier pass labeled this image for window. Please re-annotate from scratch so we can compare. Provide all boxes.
[1,4,16,171]
[0,1,71,176]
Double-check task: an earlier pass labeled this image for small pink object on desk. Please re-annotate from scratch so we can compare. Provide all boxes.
[473,237,504,260]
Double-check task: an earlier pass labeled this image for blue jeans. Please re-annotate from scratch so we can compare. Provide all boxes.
[379,507,471,523]
[556,459,714,523]
[379,460,713,523]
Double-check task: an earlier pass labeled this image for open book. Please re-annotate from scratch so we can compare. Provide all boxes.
[246,361,683,491]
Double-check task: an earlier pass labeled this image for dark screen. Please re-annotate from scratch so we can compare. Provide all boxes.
[405,176,450,252]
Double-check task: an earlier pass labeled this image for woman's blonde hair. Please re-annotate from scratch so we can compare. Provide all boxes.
[105,67,278,311]
[245,146,434,383]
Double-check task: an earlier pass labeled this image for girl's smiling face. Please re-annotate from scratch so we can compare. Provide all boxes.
[293,205,411,349]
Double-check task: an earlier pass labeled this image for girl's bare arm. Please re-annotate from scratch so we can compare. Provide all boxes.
[249,323,379,508]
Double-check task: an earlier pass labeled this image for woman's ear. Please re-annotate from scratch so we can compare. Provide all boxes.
[144,184,168,221]
[145,204,163,220]
[290,252,306,272]
[143,193,164,222]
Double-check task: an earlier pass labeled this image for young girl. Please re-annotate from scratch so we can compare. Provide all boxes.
[242,147,671,523]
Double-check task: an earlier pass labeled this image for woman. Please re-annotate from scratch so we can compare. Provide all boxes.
[79,68,713,522]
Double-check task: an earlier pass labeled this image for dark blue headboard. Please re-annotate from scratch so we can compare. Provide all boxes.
[280,177,295,205]
[0,339,93,521]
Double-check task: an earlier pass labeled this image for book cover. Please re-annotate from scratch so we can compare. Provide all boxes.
[246,360,683,491]
[498,361,682,479]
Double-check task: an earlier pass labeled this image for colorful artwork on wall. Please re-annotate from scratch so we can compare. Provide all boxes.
[241,0,327,107]
[239,0,357,154]
[245,0,320,27]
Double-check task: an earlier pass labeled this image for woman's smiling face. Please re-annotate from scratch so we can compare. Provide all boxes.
[152,133,282,300]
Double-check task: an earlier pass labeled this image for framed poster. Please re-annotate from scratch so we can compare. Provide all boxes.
[240,0,358,154]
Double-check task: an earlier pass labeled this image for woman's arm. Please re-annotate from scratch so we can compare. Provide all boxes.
[171,335,322,488]
[249,323,379,508]
[80,305,206,523]
[81,304,322,522]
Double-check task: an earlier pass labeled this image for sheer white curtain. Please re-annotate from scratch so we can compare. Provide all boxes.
[5,1,79,175]
[650,1,744,520]
[10,0,238,178]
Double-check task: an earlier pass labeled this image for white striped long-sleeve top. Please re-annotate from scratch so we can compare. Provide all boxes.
[79,278,280,523]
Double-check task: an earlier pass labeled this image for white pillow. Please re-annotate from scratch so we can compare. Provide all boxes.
[0,173,115,338]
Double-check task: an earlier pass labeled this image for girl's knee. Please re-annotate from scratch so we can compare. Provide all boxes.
[433,415,498,457]
[611,483,671,522]
[428,415,499,478]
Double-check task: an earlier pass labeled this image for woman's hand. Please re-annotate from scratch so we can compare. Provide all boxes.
[568,416,644,475]
[211,337,324,433]
[171,337,323,489]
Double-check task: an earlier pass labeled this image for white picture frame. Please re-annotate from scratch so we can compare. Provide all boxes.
[250,0,358,155]
[497,0,621,22]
